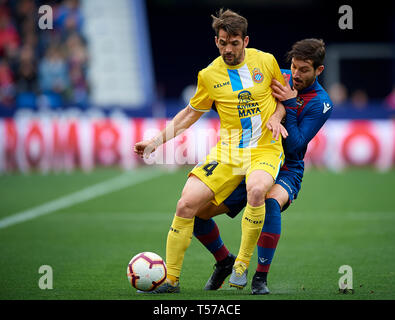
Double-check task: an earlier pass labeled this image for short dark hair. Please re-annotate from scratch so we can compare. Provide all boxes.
[211,9,248,39]
[286,38,326,69]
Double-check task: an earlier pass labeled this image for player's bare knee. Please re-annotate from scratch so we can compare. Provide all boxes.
[247,184,267,206]
[176,198,197,218]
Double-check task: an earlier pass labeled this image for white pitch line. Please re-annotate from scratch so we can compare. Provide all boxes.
[0,168,164,230]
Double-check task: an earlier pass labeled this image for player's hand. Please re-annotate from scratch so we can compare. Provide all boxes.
[266,116,288,140]
[134,139,158,158]
[271,73,297,101]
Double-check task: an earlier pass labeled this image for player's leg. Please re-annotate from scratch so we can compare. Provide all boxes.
[252,171,302,294]
[241,169,278,266]
[193,202,237,290]
[165,174,214,287]
[156,148,244,293]
[251,183,288,295]
[194,179,247,265]
[229,169,275,288]
[238,169,275,266]
[194,179,248,290]
[229,146,284,289]
[194,202,231,263]
[144,174,215,294]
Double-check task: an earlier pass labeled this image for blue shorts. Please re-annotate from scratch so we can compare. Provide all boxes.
[223,170,303,218]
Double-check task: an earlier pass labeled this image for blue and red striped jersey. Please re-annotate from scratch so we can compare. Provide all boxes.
[279,69,333,176]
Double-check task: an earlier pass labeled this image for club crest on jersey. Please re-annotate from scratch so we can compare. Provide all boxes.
[252,68,264,83]
[296,97,304,107]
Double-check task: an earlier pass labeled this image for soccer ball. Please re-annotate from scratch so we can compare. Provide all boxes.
[127,252,167,291]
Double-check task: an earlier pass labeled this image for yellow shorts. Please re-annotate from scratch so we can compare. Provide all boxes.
[189,141,284,205]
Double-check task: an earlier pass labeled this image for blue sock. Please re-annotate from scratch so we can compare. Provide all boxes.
[193,217,229,262]
[256,198,281,274]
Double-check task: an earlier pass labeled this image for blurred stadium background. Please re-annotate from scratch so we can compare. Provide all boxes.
[0,0,394,173]
[0,0,394,300]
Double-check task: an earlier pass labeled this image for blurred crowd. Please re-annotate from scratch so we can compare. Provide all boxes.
[0,0,393,116]
[0,0,89,110]
[327,83,395,115]
[328,83,395,111]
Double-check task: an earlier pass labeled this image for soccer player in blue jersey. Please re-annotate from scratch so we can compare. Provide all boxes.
[193,38,333,294]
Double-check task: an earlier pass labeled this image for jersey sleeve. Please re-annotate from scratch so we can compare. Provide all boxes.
[283,97,333,154]
[188,71,213,113]
[271,54,286,86]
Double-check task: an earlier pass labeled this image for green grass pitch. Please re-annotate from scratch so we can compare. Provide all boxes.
[0,166,394,300]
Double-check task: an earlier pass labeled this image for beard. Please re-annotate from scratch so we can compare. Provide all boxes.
[222,51,243,66]
[293,77,314,91]
[292,78,304,90]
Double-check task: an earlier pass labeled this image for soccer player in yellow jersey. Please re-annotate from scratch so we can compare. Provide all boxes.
[134,9,286,292]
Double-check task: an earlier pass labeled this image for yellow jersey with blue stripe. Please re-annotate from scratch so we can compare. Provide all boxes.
[189,48,286,149]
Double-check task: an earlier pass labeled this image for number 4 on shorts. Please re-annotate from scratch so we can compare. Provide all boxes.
[203,161,218,176]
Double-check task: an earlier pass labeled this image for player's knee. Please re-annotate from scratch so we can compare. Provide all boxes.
[176,197,197,218]
[247,184,268,206]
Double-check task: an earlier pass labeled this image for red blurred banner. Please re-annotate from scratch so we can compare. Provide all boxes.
[0,116,394,173]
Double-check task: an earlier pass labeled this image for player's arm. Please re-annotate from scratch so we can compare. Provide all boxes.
[266,101,288,140]
[271,73,332,152]
[135,70,212,158]
[134,106,204,158]
[266,55,288,140]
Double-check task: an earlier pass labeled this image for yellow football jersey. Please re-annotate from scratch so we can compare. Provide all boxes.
[189,48,285,149]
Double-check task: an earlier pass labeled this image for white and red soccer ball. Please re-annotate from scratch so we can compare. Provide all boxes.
[127,252,167,291]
